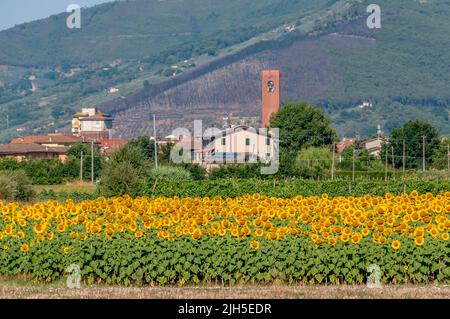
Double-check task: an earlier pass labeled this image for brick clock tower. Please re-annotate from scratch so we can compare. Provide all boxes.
[261,70,280,128]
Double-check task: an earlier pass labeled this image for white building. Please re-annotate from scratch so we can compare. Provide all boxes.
[72,107,113,141]
[176,125,277,166]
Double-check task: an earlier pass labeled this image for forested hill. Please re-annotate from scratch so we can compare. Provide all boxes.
[1,0,450,141]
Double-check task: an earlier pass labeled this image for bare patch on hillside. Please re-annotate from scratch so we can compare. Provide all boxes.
[112,33,375,138]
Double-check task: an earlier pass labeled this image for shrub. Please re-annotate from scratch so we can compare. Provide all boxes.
[97,145,150,197]
[294,147,333,179]
[209,164,268,180]
[149,166,192,181]
[0,170,34,201]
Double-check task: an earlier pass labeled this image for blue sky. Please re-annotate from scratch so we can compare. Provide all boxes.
[0,0,114,31]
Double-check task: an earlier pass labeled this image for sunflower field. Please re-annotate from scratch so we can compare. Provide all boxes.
[0,191,449,285]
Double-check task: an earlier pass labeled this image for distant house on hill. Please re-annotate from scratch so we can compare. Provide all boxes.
[72,107,113,141]
[362,137,383,156]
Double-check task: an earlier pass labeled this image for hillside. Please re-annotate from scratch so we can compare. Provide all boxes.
[0,0,340,142]
[1,0,450,141]
[106,0,450,138]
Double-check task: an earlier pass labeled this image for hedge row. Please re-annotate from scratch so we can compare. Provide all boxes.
[147,179,450,198]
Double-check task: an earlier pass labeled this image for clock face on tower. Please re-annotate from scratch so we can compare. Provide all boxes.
[268,80,275,93]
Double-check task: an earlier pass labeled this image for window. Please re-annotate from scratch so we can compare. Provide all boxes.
[266,153,271,158]
[266,138,271,146]
[221,138,226,146]
[245,138,251,146]
[268,80,275,93]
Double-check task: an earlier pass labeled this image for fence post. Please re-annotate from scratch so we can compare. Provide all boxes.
[391,145,395,180]
[385,147,388,182]
[352,148,355,183]
[402,139,406,180]
[331,143,335,181]
[80,151,83,182]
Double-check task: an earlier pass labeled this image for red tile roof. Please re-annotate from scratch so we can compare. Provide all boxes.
[336,139,354,153]
[0,143,68,155]
[11,134,85,145]
[79,112,113,121]
[100,139,128,148]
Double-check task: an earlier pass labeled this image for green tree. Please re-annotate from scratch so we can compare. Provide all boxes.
[294,146,333,179]
[269,102,338,176]
[432,138,450,170]
[97,145,150,197]
[68,143,90,158]
[128,136,156,162]
[382,120,440,169]
[159,142,174,165]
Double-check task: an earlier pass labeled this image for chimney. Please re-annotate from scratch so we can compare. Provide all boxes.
[261,70,280,128]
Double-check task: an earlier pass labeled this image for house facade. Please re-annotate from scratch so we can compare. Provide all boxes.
[176,125,277,167]
[72,108,113,141]
[0,144,68,162]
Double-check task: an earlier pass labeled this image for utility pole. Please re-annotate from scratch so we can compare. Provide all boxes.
[402,139,406,179]
[447,143,450,173]
[91,141,94,184]
[331,143,336,181]
[422,136,426,172]
[391,145,395,180]
[352,147,355,182]
[153,114,158,169]
[384,147,388,182]
[6,115,9,130]
[80,151,83,182]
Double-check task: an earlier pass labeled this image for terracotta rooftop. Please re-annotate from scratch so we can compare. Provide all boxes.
[79,112,113,121]
[336,139,355,153]
[100,139,128,148]
[11,134,85,145]
[0,143,69,155]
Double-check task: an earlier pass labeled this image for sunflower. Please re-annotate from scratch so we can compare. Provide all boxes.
[254,229,264,237]
[441,233,449,241]
[63,246,71,254]
[351,233,361,244]
[134,230,143,238]
[391,240,401,250]
[414,236,424,246]
[34,224,45,234]
[20,244,29,252]
[340,234,350,243]
[328,238,337,246]
[250,240,260,249]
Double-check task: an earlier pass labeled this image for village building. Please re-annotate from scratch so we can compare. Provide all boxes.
[362,137,383,156]
[0,143,68,162]
[99,139,128,155]
[72,107,113,141]
[176,125,277,167]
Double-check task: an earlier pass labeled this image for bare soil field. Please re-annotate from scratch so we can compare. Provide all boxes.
[1,283,449,299]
